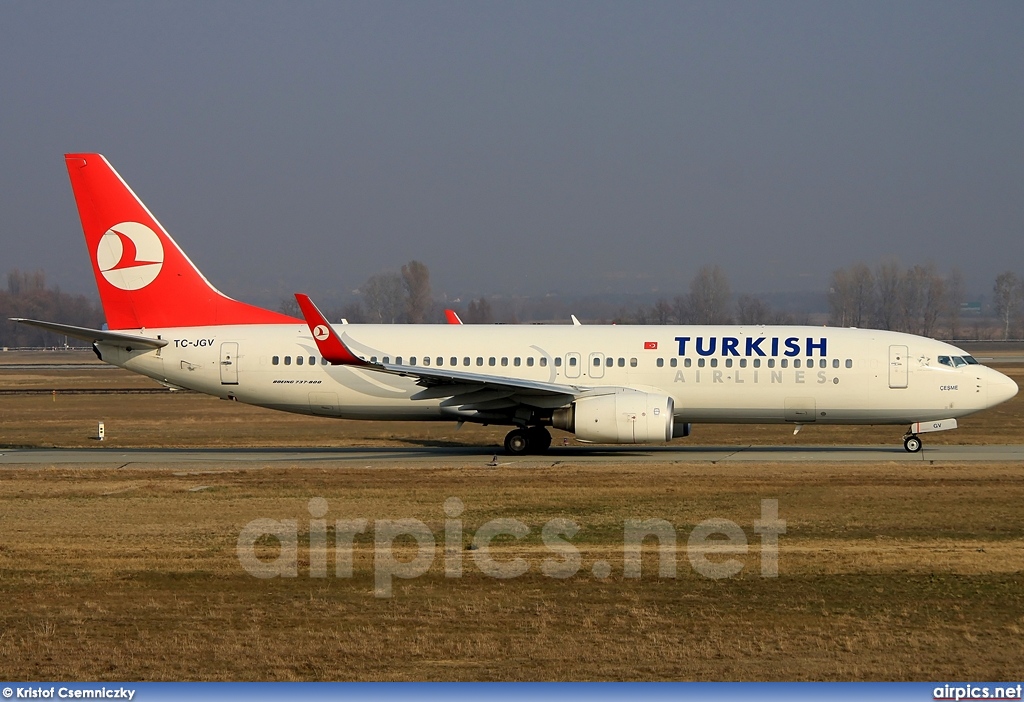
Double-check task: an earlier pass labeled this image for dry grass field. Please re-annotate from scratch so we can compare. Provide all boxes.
[1,351,1022,681]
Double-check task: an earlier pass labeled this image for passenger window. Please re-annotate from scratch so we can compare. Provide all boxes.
[767,359,775,368]
[684,358,692,368]
[272,356,280,365]
[618,358,625,367]
[514,357,521,366]
[501,357,508,366]
[284,356,291,366]
[725,358,733,368]
[657,358,664,368]
[781,359,788,368]
[739,358,747,368]
[450,357,457,366]
[383,357,390,364]
[489,357,496,366]
[410,357,417,365]
[463,357,470,366]
[845,359,853,368]
[396,357,403,365]
[710,359,718,368]
[670,358,678,367]
[753,358,760,368]
[593,357,601,367]
[423,357,430,366]
[553,358,560,367]
[296,356,303,366]
[476,357,483,366]
[322,357,328,365]
[793,359,800,368]
[698,358,705,368]
[526,358,534,367]
[832,358,839,368]
[606,357,614,367]
[309,356,315,365]
[541,358,548,367]
[819,359,826,368]
[568,357,577,367]
[630,358,637,367]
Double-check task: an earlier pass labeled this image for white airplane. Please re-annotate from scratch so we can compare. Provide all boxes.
[13,154,1018,454]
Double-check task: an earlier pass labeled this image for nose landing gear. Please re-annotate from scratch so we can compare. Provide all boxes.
[902,434,922,453]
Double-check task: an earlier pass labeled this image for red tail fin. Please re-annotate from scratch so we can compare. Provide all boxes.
[65,153,299,329]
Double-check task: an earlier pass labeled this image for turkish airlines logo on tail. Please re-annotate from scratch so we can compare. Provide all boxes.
[313,325,330,341]
[96,222,164,291]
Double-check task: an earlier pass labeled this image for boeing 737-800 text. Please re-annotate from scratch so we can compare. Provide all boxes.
[13,154,1018,454]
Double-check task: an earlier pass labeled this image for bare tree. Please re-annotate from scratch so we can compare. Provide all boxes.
[945,268,966,339]
[898,264,929,334]
[920,265,946,338]
[401,260,432,324]
[828,267,854,327]
[652,298,674,325]
[464,297,493,324]
[737,294,772,325]
[874,260,902,330]
[361,271,406,323]
[278,296,300,318]
[687,265,731,324]
[993,271,1022,340]
[671,294,691,325]
[848,263,875,328]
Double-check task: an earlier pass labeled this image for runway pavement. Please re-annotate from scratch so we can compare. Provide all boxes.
[1,443,1022,466]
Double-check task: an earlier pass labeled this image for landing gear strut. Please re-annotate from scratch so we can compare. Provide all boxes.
[503,426,553,455]
[903,434,922,453]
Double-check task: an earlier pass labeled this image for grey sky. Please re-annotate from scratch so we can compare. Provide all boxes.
[2,1,1022,307]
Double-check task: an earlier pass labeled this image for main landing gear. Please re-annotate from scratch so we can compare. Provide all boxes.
[504,426,553,455]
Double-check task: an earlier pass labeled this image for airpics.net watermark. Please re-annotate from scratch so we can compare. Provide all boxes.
[236,498,785,597]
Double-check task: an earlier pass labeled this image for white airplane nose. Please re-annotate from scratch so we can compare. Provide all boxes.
[990,372,1019,406]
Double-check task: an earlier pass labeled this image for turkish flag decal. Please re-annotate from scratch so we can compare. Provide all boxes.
[644,341,658,350]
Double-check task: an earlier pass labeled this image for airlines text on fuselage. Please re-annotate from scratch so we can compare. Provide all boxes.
[675,336,828,357]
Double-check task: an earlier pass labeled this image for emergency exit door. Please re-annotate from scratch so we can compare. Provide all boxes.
[888,345,908,389]
[220,342,239,385]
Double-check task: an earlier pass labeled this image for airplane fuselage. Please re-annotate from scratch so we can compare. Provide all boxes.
[102,323,1016,427]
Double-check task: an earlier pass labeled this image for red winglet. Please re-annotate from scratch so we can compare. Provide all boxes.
[444,309,463,325]
[294,294,368,366]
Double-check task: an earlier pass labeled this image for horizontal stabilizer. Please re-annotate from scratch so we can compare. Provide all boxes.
[10,318,168,349]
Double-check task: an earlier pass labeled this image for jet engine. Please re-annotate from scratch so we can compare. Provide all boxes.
[552,391,675,444]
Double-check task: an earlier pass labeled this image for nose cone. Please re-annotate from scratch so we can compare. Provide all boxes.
[989,370,1019,407]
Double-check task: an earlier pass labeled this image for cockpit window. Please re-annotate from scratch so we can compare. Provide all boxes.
[938,354,978,368]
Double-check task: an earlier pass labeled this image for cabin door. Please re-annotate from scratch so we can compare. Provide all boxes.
[220,342,239,385]
[888,345,908,389]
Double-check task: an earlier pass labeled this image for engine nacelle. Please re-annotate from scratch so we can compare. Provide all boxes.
[552,391,674,444]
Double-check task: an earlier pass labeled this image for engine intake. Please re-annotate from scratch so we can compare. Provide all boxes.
[553,391,674,444]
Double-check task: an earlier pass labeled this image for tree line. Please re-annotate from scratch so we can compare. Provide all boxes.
[0,270,103,347]
[3,261,1022,346]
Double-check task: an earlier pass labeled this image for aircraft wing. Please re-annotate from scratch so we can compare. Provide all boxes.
[294,294,581,410]
[10,318,168,349]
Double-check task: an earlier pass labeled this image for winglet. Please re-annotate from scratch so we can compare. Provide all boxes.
[444,309,463,324]
[294,294,368,366]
